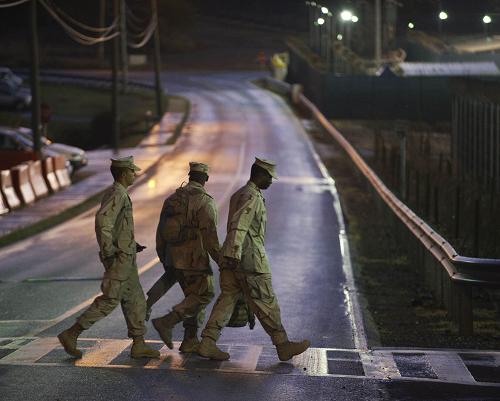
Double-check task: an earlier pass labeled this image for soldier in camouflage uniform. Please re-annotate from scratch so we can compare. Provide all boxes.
[57,156,159,359]
[197,158,310,362]
[152,162,220,353]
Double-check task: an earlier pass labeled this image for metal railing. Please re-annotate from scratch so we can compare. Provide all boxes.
[261,77,500,335]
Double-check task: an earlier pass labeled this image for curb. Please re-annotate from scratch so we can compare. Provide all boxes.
[0,94,191,249]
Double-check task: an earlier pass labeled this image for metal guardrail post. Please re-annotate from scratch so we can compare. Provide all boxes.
[456,282,473,336]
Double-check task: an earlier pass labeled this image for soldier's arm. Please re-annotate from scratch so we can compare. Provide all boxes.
[95,191,125,258]
[197,197,221,263]
[222,193,257,261]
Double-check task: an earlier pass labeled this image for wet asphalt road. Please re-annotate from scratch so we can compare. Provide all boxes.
[0,72,499,400]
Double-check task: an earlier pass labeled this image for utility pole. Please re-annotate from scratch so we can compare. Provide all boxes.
[120,0,128,91]
[375,0,382,66]
[97,0,105,64]
[152,0,164,118]
[112,0,120,153]
[30,0,41,158]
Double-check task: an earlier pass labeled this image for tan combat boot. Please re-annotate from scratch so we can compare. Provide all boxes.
[57,323,84,358]
[130,337,160,359]
[152,311,182,349]
[276,340,311,361]
[179,326,200,353]
[197,337,230,361]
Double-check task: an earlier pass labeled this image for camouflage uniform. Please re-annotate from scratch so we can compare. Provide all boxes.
[201,180,288,346]
[155,180,220,328]
[77,181,147,338]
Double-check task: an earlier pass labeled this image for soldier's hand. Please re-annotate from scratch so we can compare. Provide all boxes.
[103,256,115,269]
[136,243,147,253]
[222,257,240,270]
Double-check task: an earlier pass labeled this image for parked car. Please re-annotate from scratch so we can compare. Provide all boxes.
[16,127,88,172]
[0,79,31,110]
[0,126,71,173]
[0,67,23,86]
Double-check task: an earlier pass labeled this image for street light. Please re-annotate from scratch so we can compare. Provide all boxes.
[321,6,329,14]
[340,10,353,22]
[351,15,359,23]
[483,15,492,36]
[438,10,448,34]
[408,22,415,29]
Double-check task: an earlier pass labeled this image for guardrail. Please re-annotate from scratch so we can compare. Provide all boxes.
[261,77,500,335]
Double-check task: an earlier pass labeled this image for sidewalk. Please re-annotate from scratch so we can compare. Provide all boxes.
[0,110,186,242]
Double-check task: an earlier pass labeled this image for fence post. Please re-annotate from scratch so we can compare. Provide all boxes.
[473,198,480,257]
[454,185,461,240]
[456,283,473,336]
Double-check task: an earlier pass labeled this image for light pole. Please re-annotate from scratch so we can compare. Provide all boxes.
[483,15,492,37]
[320,6,329,60]
[438,10,448,35]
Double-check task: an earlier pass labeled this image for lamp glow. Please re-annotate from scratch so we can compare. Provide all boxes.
[351,15,359,23]
[483,15,492,24]
[340,10,353,21]
[321,6,329,14]
[317,17,325,25]
[439,11,448,20]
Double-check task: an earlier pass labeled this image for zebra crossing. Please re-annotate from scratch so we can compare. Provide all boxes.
[0,337,499,387]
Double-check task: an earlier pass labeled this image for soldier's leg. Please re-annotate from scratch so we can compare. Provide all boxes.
[77,278,123,329]
[197,269,242,360]
[58,277,122,358]
[120,271,160,359]
[201,269,242,342]
[178,274,215,353]
[238,273,288,345]
[173,272,215,320]
[145,267,177,320]
[240,272,310,361]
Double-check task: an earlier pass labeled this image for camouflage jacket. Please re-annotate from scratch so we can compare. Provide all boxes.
[157,181,220,272]
[95,182,136,260]
[222,181,270,274]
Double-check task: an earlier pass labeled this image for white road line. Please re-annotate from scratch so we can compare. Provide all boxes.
[2,338,499,386]
[0,337,59,364]
[363,351,401,380]
[221,344,262,372]
[75,339,131,367]
[273,89,368,351]
[426,352,476,385]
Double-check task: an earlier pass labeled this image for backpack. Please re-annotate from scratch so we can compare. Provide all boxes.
[159,185,199,244]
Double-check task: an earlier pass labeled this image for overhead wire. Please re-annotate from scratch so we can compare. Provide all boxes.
[0,0,30,8]
[39,0,120,45]
[126,0,157,48]
[46,0,118,33]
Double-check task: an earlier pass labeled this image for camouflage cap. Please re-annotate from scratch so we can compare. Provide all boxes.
[110,156,141,172]
[254,157,278,179]
[189,162,209,175]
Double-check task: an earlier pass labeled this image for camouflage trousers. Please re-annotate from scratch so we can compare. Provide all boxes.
[163,269,215,330]
[77,255,146,338]
[201,270,288,345]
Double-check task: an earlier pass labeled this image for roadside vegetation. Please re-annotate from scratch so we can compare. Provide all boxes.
[0,82,184,150]
[302,118,500,350]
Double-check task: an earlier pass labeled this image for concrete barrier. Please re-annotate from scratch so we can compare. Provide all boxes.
[53,156,71,188]
[27,160,49,198]
[42,157,60,193]
[0,170,21,210]
[10,164,36,205]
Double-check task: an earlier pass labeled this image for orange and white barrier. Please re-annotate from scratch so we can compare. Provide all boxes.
[10,164,36,205]
[53,156,71,188]
[0,169,21,210]
[42,157,60,193]
[27,160,49,199]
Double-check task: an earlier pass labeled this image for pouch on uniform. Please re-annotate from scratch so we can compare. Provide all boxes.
[160,186,199,244]
[227,296,255,329]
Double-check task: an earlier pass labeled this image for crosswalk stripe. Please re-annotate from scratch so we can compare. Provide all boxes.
[0,337,59,364]
[1,337,500,387]
[75,339,131,367]
[426,353,476,384]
